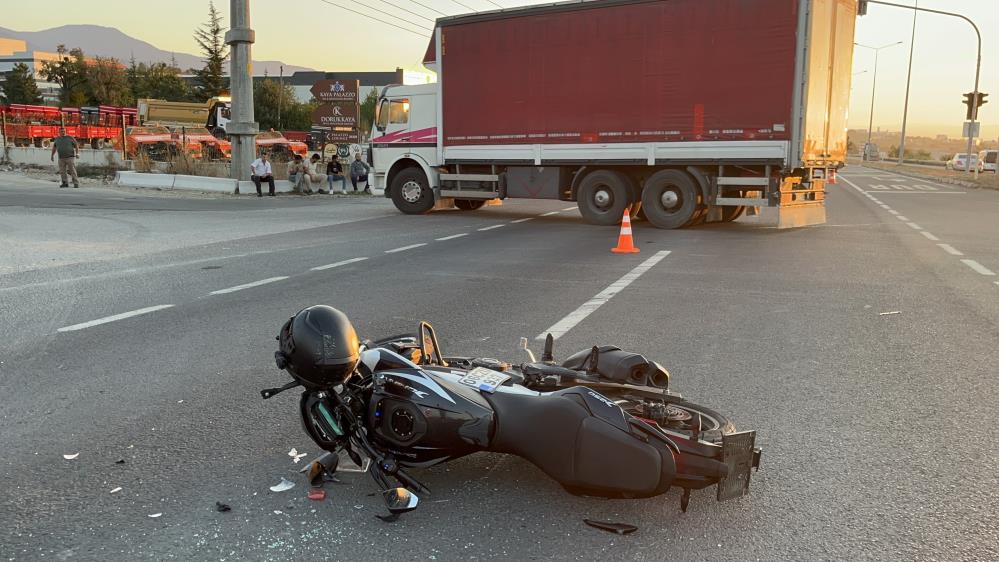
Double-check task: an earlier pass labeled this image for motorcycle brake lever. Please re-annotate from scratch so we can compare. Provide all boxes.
[260,380,301,399]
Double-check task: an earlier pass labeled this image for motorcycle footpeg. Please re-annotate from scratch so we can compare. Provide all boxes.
[716,431,756,501]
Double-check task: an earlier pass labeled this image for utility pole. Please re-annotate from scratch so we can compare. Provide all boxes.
[226,0,258,184]
[856,41,902,157]
[278,65,283,131]
[897,0,917,165]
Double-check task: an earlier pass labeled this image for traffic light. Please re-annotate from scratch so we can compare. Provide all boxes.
[963,92,989,120]
[858,0,868,16]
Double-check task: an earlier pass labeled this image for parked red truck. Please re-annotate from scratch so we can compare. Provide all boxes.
[372,0,857,228]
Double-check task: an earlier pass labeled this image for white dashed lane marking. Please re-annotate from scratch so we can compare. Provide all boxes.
[385,243,427,253]
[478,224,505,231]
[311,257,369,271]
[906,222,922,230]
[540,211,559,217]
[920,231,941,241]
[961,260,996,276]
[210,277,289,295]
[510,218,534,224]
[57,305,176,333]
[937,244,964,256]
[435,233,468,241]
[538,251,671,340]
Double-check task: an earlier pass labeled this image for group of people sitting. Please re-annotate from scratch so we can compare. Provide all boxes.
[249,151,371,197]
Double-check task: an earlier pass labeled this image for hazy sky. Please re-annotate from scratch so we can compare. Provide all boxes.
[4,0,997,138]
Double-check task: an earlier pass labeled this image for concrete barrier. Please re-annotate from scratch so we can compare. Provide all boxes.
[2,145,128,168]
[236,179,295,194]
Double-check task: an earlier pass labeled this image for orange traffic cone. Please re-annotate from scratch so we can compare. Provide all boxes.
[611,207,640,254]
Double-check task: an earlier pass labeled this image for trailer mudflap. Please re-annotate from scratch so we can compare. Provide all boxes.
[717,430,757,501]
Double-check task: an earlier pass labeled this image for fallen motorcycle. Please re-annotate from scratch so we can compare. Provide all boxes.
[262,306,761,516]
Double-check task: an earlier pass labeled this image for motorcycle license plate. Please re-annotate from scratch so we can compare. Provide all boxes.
[457,367,511,393]
[717,431,757,501]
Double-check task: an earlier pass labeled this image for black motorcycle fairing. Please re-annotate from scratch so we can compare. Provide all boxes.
[367,368,495,465]
[484,387,676,498]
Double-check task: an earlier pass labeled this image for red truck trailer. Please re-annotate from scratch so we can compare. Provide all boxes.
[372,0,857,228]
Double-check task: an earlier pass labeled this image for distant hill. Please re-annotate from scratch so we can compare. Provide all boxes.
[0,24,313,75]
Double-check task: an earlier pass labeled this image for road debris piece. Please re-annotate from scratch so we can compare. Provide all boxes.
[148,513,162,518]
[376,513,400,523]
[307,488,327,501]
[288,448,308,463]
[63,453,79,460]
[270,477,295,493]
[215,502,231,512]
[879,311,901,316]
[109,487,122,494]
[583,519,638,535]
[114,459,126,464]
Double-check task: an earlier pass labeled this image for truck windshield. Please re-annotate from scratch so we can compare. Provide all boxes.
[389,99,410,124]
[375,99,389,131]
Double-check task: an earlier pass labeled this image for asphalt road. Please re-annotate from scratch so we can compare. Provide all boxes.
[1,167,997,561]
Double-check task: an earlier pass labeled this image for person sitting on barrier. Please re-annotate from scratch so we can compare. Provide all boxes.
[288,155,313,194]
[250,152,275,197]
[350,152,371,194]
[307,153,327,194]
[326,155,347,194]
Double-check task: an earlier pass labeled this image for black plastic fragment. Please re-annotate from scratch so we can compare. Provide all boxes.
[583,519,638,535]
[114,459,125,464]
[376,513,400,523]
[215,502,231,513]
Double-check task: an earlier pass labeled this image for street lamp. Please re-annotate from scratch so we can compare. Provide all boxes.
[898,0,918,164]
[855,41,903,156]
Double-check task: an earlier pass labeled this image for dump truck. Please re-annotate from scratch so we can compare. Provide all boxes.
[372,0,858,228]
[137,97,232,138]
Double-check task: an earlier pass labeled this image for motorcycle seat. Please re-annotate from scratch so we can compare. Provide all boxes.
[484,387,675,497]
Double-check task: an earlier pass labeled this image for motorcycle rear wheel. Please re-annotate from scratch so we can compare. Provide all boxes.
[597,386,737,442]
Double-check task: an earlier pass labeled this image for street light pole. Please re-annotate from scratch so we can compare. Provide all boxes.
[226,0,258,185]
[855,41,902,159]
[898,0,917,165]
[865,1,982,175]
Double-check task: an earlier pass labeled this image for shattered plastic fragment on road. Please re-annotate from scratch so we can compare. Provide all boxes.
[583,519,638,535]
[288,448,308,463]
[270,477,295,492]
[307,488,326,501]
[148,513,162,518]
[109,487,122,494]
[216,502,231,512]
[879,311,901,316]
[63,453,79,460]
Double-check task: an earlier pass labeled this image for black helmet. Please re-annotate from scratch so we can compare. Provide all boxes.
[276,305,360,388]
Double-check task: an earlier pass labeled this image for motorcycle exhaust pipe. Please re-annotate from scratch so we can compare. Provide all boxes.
[646,362,670,389]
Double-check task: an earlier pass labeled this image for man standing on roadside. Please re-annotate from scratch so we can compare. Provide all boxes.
[50,128,79,188]
[250,152,276,197]
[350,152,371,193]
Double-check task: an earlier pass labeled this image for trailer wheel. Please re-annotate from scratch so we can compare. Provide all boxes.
[391,168,435,214]
[576,170,631,226]
[454,199,486,211]
[641,169,698,229]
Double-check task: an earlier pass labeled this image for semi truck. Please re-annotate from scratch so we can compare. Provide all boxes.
[372,0,858,228]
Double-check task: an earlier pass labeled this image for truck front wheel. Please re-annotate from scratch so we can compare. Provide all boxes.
[391,168,435,214]
[576,170,632,226]
[641,169,698,229]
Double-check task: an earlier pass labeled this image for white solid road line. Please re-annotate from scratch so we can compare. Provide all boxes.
[385,243,427,253]
[435,233,469,241]
[937,244,964,256]
[311,257,369,271]
[961,259,996,276]
[540,211,559,216]
[58,305,175,333]
[906,222,922,230]
[920,231,941,241]
[510,218,534,224]
[210,276,289,295]
[538,250,671,340]
[478,224,505,231]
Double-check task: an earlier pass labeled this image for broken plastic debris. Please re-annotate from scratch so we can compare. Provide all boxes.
[583,519,638,535]
[273,510,283,515]
[307,488,326,501]
[216,502,231,512]
[109,487,122,494]
[114,459,126,464]
[177,400,184,404]
[879,311,901,316]
[270,477,295,493]
[353,505,363,510]
[288,448,308,463]
[63,453,79,460]
[148,513,163,518]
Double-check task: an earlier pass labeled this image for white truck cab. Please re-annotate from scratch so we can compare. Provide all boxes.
[371,84,440,203]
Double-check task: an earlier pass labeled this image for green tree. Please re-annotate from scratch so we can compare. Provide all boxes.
[359,89,378,137]
[254,79,315,132]
[1,62,43,104]
[85,57,133,106]
[130,61,191,101]
[41,45,88,106]
[192,1,228,101]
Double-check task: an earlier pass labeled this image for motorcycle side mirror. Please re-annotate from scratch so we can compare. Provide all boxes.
[383,487,419,514]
